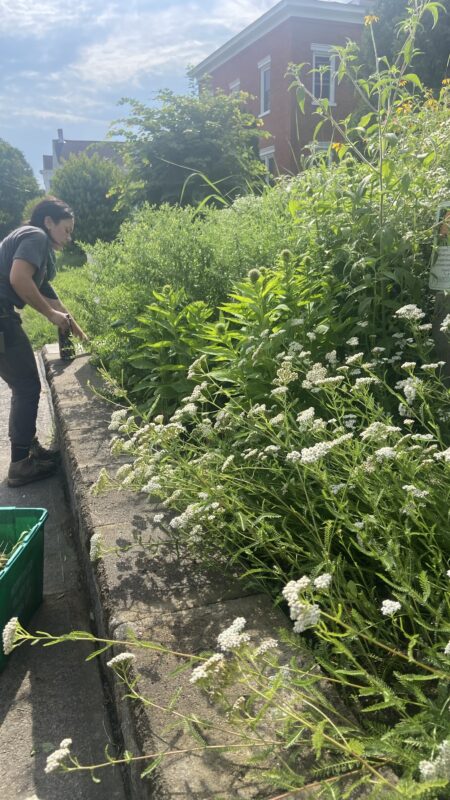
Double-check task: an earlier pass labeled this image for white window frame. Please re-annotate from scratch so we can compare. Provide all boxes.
[311,44,337,106]
[229,78,240,94]
[260,145,276,180]
[258,55,271,116]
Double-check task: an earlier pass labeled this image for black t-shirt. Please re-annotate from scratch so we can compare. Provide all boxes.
[0,225,58,308]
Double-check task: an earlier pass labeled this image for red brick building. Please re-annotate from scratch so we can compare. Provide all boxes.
[191,0,367,175]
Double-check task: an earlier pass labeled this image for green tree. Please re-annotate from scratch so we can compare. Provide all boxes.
[51,152,128,245]
[360,0,450,91]
[113,87,268,208]
[0,139,40,239]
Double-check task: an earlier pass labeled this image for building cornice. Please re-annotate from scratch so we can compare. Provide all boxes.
[190,0,367,79]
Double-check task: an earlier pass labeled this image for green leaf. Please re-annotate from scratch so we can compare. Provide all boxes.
[296,85,306,114]
[312,720,326,759]
[402,73,423,90]
[141,755,164,778]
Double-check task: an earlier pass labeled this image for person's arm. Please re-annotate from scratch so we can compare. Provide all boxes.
[47,297,87,340]
[10,260,70,332]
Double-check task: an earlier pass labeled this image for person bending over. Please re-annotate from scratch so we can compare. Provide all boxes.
[0,197,86,487]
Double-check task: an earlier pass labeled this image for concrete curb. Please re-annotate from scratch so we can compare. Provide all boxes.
[42,346,289,800]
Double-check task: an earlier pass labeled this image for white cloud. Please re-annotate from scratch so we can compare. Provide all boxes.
[69,0,278,88]
[0,0,94,37]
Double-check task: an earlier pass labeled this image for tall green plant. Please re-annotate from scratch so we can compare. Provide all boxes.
[289,0,448,330]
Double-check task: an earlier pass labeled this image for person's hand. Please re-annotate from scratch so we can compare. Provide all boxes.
[49,309,71,333]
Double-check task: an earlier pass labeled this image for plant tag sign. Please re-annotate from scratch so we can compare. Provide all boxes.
[429,202,450,291]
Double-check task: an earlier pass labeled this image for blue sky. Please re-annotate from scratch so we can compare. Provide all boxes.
[0,0,278,185]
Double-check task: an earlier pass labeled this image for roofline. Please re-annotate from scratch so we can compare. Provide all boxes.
[190,0,367,78]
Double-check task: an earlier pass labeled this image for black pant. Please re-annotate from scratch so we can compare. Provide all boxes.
[0,308,41,449]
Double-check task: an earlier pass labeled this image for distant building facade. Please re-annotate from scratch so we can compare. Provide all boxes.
[191,0,367,176]
[41,129,121,191]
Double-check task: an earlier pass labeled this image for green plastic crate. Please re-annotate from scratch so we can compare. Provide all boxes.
[0,507,48,671]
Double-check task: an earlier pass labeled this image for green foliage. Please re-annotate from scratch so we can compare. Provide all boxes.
[50,152,128,245]
[108,287,212,416]
[83,4,450,795]
[0,139,40,238]
[112,86,268,208]
[359,0,450,91]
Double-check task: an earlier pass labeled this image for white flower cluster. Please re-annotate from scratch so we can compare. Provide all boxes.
[381,599,401,616]
[302,363,328,389]
[331,483,346,494]
[89,533,103,562]
[221,454,235,472]
[346,352,364,365]
[185,381,208,403]
[422,362,445,371]
[325,350,337,366]
[2,617,18,655]
[395,376,421,405]
[255,638,279,656]
[402,485,429,500]
[275,362,298,386]
[433,447,450,462]
[353,377,380,389]
[171,402,198,421]
[108,408,129,431]
[440,314,450,333]
[346,337,359,346]
[419,740,450,782]
[45,739,73,773]
[217,617,250,652]
[296,407,315,431]
[374,447,397,462]
[360,422,401,441]
[395,304,425,322]
[282,573,331,632]
[106,652,136,669]
[247,403,267,417]
[187,354,207,380]
[271,386,289,398]
[190,653,225,683]
[299,433,353,465]
[314,573,332,590]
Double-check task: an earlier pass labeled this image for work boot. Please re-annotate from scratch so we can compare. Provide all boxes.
[7,454,57,487]
[29,437,61,464]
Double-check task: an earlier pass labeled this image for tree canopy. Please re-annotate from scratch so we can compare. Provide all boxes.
[112,87,268,208]
[360,0,450,91]
[50,152,127,245]
[0,139,40,239]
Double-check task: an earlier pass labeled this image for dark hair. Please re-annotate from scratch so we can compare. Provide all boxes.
[28,196,74,231]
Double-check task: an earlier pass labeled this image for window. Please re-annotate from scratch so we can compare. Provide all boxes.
[311,44,336,104]
[258,56,271,116]
[260,146,276,181]
[229,78,240,95]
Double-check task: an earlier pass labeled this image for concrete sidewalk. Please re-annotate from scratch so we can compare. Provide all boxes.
[0,353,128,800]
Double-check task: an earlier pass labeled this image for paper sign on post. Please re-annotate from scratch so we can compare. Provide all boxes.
[429,203,450,291]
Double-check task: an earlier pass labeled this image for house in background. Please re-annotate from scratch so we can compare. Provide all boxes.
[191,0,368,176]
[41,129,121,191]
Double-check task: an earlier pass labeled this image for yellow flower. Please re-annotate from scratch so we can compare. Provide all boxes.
[399,80,407,87]
[442,78,450,86]
[364,14,380,26]
[331,142,344,151]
